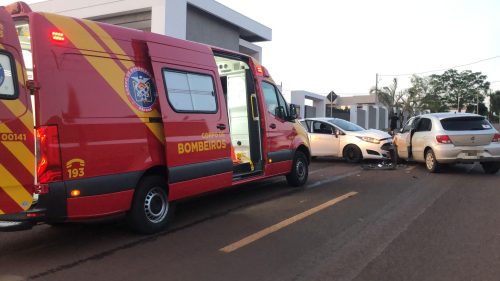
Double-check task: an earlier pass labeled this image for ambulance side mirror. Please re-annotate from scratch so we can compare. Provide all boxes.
[288,104,298,121]
[275,106,286,120]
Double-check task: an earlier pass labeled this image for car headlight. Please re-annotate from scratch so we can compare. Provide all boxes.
[357,136,381,144]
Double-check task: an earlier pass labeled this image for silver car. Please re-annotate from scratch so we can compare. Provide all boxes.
[300,118,393,163]
[394,113,500,173]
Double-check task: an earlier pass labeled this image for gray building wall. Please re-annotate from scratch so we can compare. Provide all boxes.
[304,106,316,118]
[331,112,350,121]
[186,5,239,51]
[379,107,387,129]
[357,109,366,128]
[368,106,376,129]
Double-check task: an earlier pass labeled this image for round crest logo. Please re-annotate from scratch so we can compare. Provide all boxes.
[124,67,157,112]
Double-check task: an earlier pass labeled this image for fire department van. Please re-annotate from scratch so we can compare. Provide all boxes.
[0,2,310,233]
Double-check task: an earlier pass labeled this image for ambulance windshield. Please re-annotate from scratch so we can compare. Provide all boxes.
[15,21,33,80]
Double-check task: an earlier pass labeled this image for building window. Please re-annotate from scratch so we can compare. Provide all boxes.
[163,69,217,113]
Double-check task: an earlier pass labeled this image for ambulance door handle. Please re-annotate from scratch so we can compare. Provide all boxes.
[269,123,276,129]
[216,124,226,130]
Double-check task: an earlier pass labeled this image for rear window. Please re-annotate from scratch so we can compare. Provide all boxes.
[440,117,492,131]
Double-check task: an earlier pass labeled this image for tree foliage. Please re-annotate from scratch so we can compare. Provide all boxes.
[428,69,489,112]
[491,91,500,116]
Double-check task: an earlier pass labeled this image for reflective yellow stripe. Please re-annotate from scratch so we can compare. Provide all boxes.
[0,123,35,176]
[0,209,5,215]
[82,20,135,69]
[0,99,33,132]
[15,60,27,85]
[0,164,32,211]
[44,13,164,143]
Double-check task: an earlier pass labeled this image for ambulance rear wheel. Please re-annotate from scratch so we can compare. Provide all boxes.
[286,151,308,187]
[128,175,172,234]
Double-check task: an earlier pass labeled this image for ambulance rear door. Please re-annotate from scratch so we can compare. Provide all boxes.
[0,4,35,215]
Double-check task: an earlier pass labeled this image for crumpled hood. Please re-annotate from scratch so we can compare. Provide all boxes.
[345,129,392,140]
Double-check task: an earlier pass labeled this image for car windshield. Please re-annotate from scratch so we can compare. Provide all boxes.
[440,117,492,131]
[326,118,364,131]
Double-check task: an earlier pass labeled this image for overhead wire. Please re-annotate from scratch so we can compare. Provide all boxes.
[379,55,500,77]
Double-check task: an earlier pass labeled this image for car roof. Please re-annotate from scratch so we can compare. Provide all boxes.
[414,112,483,120]
[300,117,339,122]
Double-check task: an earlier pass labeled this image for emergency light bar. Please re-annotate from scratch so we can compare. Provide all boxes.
[51,31,65,42]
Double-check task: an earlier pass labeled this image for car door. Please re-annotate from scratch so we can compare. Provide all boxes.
[0,7,35,215]
[261,81,296,172]
[395,117,417,159]
[412,117,432,161]
[309,121,338,156]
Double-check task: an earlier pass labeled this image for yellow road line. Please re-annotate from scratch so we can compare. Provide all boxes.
[220,191,359,253]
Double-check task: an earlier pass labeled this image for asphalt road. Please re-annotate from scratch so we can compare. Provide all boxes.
[1,159,499,281]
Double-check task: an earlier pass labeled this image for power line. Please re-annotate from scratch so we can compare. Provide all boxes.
[379,55,500,77]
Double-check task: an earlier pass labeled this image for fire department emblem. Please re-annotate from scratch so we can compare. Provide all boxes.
[124,67,157,112]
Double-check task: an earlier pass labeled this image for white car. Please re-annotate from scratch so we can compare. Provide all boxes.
[300,118,393,163]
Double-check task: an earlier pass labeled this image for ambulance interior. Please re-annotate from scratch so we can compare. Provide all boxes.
[215,56,263,178]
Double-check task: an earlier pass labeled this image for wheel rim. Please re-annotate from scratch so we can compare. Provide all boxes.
[347,148,354,159]
[295,159,306,181]
[144,187,168,224]
[425,152,434,170]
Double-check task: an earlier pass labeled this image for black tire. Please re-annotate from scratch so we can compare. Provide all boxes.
[343,145,363,163]
[424,149,440,173]
[481,162,500,174]
[286,151,309,187]
[127,175,172,234]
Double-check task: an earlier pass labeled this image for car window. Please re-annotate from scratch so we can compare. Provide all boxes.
[326,118,364,131]
[262,82,279,115]
[440,117,492,131]
[300,120,309,131]
[163,69,217,112]
[312,121,334,134]
[415,118,432,132]
[401,118,416,133]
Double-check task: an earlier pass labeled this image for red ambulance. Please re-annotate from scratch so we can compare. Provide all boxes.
[0,2,310,233]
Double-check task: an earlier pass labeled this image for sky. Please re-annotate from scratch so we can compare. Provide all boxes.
[3,0,500,99]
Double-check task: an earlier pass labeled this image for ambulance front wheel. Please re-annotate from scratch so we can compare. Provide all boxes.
[286,151,309,187]
[127,175,173,234]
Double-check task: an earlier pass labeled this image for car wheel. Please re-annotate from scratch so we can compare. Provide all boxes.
[286,151,309,187]
[425,149,440,173]
[127,175,173,234]
[481,162,500,174]
[344,145,362,163]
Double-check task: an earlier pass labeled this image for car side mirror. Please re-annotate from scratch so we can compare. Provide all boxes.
[334,129,339,138]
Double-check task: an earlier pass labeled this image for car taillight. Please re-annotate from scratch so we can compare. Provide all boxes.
[436,135,453,144]
[36,126,62,184]
[493,134,500,143]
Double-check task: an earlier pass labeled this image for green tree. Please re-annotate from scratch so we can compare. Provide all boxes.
[407,75,447,113]
[429,69,490,112]
[490,90,500,122]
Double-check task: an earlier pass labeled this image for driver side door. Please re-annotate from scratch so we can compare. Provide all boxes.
[395,117,417,159]
[309,121,338,156]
